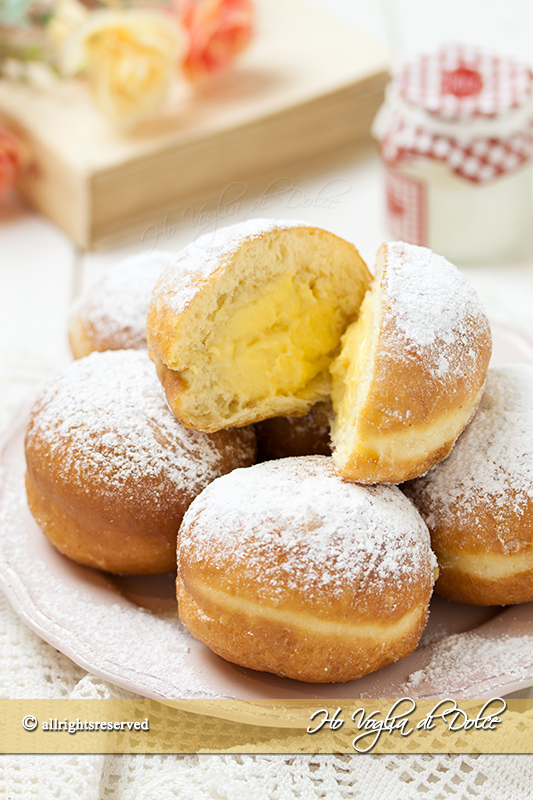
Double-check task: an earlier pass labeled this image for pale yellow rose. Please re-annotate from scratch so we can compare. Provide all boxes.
[62,9,184,128]
[47,0,89,56]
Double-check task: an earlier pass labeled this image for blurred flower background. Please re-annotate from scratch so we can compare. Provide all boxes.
[0,125,22,195]
[175,0,254,83]
[61,7,184,126]
[0,0,255,133]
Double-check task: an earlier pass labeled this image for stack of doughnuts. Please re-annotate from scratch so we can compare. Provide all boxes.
[146,224,491,480]
[27,217,531,686]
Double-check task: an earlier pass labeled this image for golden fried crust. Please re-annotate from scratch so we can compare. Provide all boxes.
[151,354,189,418]
[177,457,436,683]
[431,555,533,607]
[409,490,533,606]
[364,312,490,435]
[177,575,429,683]
[24,350,256,575]
[25,470,178,575]
[404,365,533,606]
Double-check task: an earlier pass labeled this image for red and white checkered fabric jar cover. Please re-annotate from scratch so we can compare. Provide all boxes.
[374,44,533,183]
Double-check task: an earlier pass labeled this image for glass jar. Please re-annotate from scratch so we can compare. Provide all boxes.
[372,44,533,264]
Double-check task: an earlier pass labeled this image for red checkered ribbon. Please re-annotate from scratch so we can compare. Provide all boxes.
[375,44,533,183]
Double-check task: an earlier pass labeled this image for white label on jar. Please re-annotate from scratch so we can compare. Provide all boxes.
[386,158,533,264]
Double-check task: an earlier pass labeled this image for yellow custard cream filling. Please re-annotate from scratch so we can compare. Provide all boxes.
[330,289,376,459]
[207,271,343,402]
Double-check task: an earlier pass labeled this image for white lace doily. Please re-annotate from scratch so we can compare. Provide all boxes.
[2,592,533,799]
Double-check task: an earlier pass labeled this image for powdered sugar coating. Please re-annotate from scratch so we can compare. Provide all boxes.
[69,250,175,351]
[383,241,491,379]
[402,630,533,696]
[26,349,255,502]
[405,364,533,528]
[152,219,312,318]
[179,456,436,605]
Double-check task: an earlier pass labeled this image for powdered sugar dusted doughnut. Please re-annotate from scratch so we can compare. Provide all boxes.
[147,219,371,432]
[25,350,256,575]
[330,241,492,483]
[177,456,437,683]
[405,365,533,606]
[68,250,174,358]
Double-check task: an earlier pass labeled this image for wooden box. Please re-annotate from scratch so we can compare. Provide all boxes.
[0,0,390,250]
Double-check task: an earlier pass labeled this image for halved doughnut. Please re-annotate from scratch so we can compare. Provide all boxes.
[329,241,492,483]
[146,219,371,432]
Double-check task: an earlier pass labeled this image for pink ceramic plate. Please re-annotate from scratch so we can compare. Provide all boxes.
[1,321,533,707]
